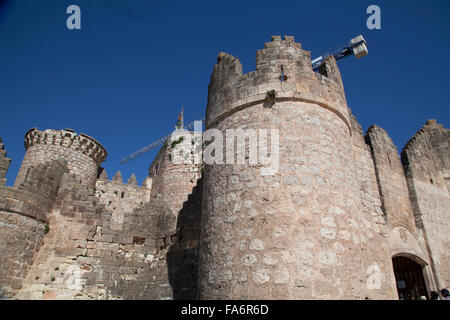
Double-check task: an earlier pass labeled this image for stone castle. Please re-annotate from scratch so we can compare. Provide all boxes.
[0,36,448,300]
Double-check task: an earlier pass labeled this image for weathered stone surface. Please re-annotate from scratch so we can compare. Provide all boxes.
[198,36,400,300]
[401,120,450,291]
[0,37,448,301]
[149,129,201,216]
[0,211,45,298]
[14,129,107,187]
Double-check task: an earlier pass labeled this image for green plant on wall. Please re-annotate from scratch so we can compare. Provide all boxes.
[171,136,184,149]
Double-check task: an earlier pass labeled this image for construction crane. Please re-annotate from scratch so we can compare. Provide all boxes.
[119,115,205,164]
[311,35,368,71]
[120,35,368,165]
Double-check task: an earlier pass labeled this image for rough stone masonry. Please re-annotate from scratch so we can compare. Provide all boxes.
[0,36,448,300]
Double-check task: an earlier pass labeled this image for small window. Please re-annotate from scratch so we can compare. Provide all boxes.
[133,237,145,245]
[279,65,288,82]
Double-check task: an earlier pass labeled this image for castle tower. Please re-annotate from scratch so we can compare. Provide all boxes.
[198,36,397,299]
[0,129,106,298]
[148,128,202,215]
[14,128,107,187]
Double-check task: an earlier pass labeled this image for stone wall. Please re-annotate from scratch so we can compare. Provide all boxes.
[95,170,152,231]
[14,171,203,300]
[167,177,203,299]
[364,122,435,295]
[3,123,204,300]
[200,101,397,299]
[17,160,70,203]
[348,113,399,298]
[401,120,450,290]
[1,37,448,301]
[0,210,46,298]
[365,126,417,232]
[0,159,69,298]
[198,36,398,299]
[15,129,107,187]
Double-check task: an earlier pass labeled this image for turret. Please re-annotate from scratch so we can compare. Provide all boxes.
[198,36,397,299]
[14,128,107,187]
[148,128,202,216]
[205,36,350,133]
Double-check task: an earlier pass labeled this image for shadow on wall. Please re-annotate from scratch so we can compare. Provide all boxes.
[167,178,203,300]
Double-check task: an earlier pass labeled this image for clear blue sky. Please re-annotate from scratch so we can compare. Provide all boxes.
[0,0,449,186]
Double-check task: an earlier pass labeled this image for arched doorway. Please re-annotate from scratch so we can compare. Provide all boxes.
[392,256,428,300]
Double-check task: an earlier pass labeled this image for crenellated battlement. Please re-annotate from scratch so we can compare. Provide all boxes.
[95,170,152,231]
[0,138,12,185]
[97,169,152,189]
[205,36,350,133]
[402,119,449,153]
[263,35,302,49]
[24,128,107,165]
[1,36,449,300]
[15,128,108,187]
[401,119,449,191]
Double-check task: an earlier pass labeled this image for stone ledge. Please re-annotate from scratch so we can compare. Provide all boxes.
[0,185,53,223]
[206,91,352,136]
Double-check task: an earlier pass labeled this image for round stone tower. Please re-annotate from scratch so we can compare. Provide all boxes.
[198,36,397,299]
[14,128,107,187]
[148,128,202,215]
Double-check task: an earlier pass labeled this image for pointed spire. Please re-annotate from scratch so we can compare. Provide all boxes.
[112,171,123,183]
[181,106,184,129]
[127,174,137,185]
[98,168,108,180]
[175,106,184,130]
